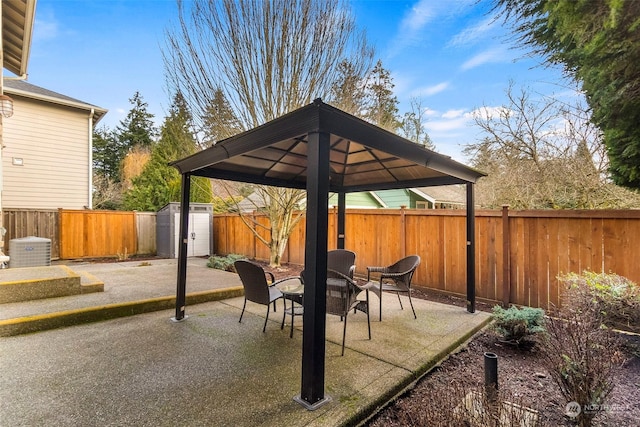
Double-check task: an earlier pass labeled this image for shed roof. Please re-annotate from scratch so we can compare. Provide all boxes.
[171,99,485,191]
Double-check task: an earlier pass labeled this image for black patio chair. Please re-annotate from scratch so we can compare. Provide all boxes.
[234,259,290,333]
[324,269,372,356]
[327,249,356,278]
[367,255,421,321]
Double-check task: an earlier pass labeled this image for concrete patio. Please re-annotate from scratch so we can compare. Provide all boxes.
[0,258,491,426]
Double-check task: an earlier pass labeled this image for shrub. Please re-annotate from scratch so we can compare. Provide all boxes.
[491,305,546,346]
[541,278,625,427]
[560,271,640,333]
[207,253,246,272]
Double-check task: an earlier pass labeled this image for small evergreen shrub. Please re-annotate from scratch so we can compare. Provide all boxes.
[207,253,246,272]
[491,305,546,345]
[560,271,640,333]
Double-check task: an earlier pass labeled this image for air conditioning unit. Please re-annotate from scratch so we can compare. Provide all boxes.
[9,236,52,268]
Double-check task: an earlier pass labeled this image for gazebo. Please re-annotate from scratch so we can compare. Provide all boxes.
[170,99,485,409]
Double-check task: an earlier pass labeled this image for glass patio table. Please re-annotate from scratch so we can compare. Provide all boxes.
[277,280,304,338]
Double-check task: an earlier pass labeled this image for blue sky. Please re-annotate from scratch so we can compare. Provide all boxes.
[26,0,571,161]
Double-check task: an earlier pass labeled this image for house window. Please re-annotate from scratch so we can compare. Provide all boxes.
[416,201,429,209]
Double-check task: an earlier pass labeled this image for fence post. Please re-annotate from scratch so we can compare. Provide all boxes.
[502,205,511,307]
[400,205,407,258]
[58,208,64,259]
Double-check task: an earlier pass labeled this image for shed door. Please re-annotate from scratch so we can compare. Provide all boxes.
[174,213,210,257]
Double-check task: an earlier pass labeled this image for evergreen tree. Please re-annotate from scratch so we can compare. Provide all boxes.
[201,88,243,147]
[115,91,157,152]
[329,59,370,116]
[123,92,212,211]
[93,125,125,181]
[364,60,400,131]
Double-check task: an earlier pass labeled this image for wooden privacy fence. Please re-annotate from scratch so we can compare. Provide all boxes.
[213,208,640,310]
[2,209,60,258]
[59,210,137,259]
[2,209,157,259]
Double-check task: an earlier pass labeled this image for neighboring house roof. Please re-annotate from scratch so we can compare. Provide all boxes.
[236,191,263,212]
[330,186,467,209]
[3,80,108,123]
[1,0,36,76]
[413,185,466,206]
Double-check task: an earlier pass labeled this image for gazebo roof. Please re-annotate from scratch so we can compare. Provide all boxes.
[171,99,485,191]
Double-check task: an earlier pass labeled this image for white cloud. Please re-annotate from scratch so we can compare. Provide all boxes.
[448,16,498,47]
[415,81,450,97]
[388,0,442,57]
[426,117,469,132]
[460,47,509,71]
[470,106,512,121]
[442,109,468,119]
[425,109,474,133]
[423,107,439,117]
[400,0,436,33]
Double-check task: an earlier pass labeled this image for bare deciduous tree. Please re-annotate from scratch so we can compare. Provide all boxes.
[399,97,435,149]
[465,82,640,209]
[163,0,373,266]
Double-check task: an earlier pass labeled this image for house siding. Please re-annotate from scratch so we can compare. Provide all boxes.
[2,96,91,209]
[376,189,411,208]
[328,192,380,208]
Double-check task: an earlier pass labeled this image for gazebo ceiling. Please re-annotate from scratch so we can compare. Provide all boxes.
[171,99,485,192]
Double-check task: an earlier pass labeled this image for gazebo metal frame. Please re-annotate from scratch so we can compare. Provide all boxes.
[170,99,485,409]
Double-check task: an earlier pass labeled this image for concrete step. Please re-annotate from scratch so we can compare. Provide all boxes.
[0,265,104,304]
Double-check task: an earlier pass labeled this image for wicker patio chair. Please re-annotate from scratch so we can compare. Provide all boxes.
[367,255,421,321]
[327,249,356,278]
[234,259,291,333]
[325,269,372,356]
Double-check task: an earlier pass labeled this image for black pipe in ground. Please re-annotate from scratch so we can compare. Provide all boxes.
[484,352,498,403]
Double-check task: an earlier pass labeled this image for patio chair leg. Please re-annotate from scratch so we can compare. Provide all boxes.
[408,292,417,319]
[379,290,383,321]
[239,299,247,323]
[263,306,270,333]
[396,291,404,310]
[290,307,295,338]
[366,294,371,339]
[341,314,348,356]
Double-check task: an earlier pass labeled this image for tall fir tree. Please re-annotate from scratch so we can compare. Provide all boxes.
[116,91,157,152]
[93,125,125,181]
[364,60,400,132]
[123,92,212,211]
[329,59,369,116]
[200,88,243,147]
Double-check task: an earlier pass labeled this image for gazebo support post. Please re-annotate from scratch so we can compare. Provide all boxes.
[466,182,476,313]
[337,192,346,249]
[295,131,331,410]
[172,172,191,322]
